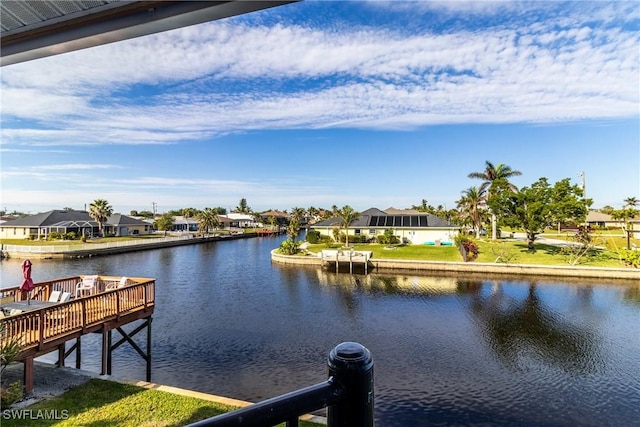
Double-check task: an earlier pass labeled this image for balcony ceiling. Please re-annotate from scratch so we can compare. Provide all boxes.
[0,0,294,66]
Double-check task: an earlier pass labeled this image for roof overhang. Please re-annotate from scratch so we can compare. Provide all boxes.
[1,1,295,67]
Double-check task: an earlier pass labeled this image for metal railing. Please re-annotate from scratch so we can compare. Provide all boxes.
[187,342,374,427]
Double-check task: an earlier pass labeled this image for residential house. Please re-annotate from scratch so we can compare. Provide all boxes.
[311,207,460,245]
[0,210,151,239]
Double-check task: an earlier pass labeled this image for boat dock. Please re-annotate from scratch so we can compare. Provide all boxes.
[0,275,155,392]
[320,249,373,273]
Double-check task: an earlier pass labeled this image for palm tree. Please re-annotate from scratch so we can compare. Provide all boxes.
[468,161,522,240]
[457,186,487,239]
[88,199,113,237]
[335,205,360,247]
[197,208,221,237]
[624,197,638,208]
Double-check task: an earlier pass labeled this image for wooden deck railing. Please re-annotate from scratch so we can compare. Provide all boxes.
[0,277,155,357]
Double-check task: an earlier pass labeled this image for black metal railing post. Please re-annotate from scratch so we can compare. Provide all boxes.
[185,342,374,427]
[327,342,374,427]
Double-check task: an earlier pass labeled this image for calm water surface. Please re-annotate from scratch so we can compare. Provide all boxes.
[1,235,639,426]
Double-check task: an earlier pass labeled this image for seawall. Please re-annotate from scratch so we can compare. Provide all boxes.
[1,233,258,260]
[271,250,640,281]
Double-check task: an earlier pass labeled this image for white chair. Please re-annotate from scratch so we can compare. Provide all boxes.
[9,309,22,316]
[76,275,99,298]
[48,290,61,302]
[118,277,129,288]
[60,292,72,302]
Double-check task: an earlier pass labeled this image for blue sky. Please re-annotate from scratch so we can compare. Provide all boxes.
[1,0,639,215]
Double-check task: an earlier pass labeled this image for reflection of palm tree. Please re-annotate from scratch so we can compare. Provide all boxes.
[469,284,601,374]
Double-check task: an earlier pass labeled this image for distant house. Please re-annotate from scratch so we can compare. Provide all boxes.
[585,211,621,228]
[225,213,259,228]
[0,210,151,239]
[171,216,200,232]
[310,207,460,245]
[258,210,290,226]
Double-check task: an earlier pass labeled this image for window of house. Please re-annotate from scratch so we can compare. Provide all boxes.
[355,229,361,234]
[369,229,376,234]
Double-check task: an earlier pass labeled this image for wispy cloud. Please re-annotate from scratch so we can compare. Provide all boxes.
[1,1,638,148]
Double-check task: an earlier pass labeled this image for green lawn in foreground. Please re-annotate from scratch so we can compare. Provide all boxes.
[2,379,323,427]
[306,239,626,268]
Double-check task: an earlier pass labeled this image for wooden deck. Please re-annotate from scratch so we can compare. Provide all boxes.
[0,275,155,391]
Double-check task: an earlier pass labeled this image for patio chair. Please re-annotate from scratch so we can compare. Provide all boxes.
[48,290,62,302]
[60,292,72,302]
[76,275,99,298]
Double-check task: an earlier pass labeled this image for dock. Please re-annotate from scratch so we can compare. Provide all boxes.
[0,275,155,392]
[320,249,373,273]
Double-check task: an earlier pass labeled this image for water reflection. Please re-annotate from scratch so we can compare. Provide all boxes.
[1,239,639,426]
[469,282,601,374]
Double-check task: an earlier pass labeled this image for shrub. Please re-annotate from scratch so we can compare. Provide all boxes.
[619,249,640,268]
[65,231,77,240]
[279,239,300,255]
[48,231,63,240]
[0,381,23,408]
[377,229,399,246]
[455,234,479,262]
[306,229,321,244]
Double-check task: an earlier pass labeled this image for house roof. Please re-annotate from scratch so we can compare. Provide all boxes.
[586,211,614,222]
[0,210,148,227]
[384,207,422,215]
[260,210,289,218]
[312,207,457,229]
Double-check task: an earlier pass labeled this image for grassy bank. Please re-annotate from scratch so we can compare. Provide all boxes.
[2,379,323,427]
[306,239,627,268]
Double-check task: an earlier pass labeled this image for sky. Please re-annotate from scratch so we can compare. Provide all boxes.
[1,0,639,215]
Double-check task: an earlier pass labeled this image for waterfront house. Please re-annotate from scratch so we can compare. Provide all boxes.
[311,207,460,245]
[0,210,151,240]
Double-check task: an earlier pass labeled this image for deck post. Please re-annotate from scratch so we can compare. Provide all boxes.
[147,317,152,382]
[107,329,113,375]
[23,357,34,393]
[101,326,108,375]
[57,343,65,367]
[76,337,82,369]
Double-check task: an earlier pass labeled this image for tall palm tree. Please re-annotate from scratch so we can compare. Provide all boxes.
[88,199,113,237]
[457,186,487,239]
[624,197,638,208]
[468,161,522,240]
[196,208,220,237]
[335,205,360,247]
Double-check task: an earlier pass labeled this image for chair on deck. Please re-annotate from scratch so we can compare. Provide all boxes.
[60,292,72,302]
[48,290,62,302]
[106,277,129,291]
[76,275,99,298]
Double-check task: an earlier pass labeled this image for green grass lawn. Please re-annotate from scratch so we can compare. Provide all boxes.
[2,379,323,427]
[306,239,627,268]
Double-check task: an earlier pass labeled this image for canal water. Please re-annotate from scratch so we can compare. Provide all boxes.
[1,235,639,426]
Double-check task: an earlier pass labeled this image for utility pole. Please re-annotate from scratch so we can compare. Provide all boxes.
[578,171,586,199]
[152,202,157,218]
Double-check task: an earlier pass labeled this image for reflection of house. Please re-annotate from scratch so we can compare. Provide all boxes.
[0,210,151,239]
[311,207,459,245]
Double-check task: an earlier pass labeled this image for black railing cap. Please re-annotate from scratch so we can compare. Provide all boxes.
[328,342,373,373]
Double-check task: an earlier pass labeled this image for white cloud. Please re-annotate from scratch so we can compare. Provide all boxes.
[0,2,638,147]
